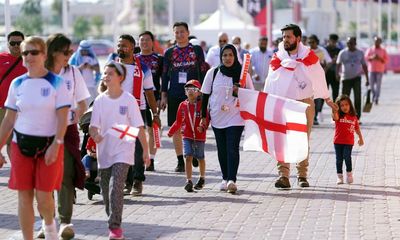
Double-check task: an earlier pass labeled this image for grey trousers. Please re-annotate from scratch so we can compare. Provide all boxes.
[99,162,130,229]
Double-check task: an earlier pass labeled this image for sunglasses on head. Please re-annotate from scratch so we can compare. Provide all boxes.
[21,50,41,56]
[9,41,22,47]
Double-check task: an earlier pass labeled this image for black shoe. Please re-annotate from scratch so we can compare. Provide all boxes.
[131,180,143,196]
[123,184,132,195]
[194,177,205,190]
[275,176,291,189]
[192,158,199,167]
[146,159,155,171]
[313,119,319,125]
[184,180,194,192]
[175,164,185,172]
[298,177,309,187]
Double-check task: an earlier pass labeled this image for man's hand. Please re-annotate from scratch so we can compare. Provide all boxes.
[160,95,167,111]
[0,154,7,168]
[326,99,339,112]
[152,115,161,128]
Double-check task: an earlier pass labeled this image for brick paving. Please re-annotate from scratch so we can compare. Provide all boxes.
[1,74,400,240]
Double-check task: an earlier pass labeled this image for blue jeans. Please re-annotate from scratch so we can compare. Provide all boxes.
[212,126,244,182]
[82,154,96,171]
[369,72,383,102]
[334,144,353,174]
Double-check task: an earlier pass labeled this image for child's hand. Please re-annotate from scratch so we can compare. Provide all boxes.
[197,126,204,133]
[143,151,150,167]
[358,138,364,146]
[93,134,103,143]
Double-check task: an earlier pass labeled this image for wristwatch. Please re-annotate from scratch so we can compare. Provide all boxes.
[56,139,64,145]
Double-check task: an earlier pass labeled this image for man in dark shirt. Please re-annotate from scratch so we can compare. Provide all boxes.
[160,22,208,172]
[136,31,163,171]
[324,33,342,102]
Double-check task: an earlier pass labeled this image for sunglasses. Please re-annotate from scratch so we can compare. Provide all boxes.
[185,87,199,92]
[21,50,41,56]
[59,49,74,56]
[9,41,22,47]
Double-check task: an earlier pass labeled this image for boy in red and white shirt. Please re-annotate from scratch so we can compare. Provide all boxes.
[168,80,210,192]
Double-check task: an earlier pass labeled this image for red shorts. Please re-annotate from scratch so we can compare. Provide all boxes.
[8,142,64,192]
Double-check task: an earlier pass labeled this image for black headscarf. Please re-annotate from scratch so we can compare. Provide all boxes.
[218,44,242,83]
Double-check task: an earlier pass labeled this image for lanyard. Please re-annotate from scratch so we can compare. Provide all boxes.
[187,101,197,140]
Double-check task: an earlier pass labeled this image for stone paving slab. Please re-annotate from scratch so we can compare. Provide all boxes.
[1,74,400,240]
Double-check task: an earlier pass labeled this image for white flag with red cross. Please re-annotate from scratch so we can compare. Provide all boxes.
[106,124,139,142]
[238,88,309,163]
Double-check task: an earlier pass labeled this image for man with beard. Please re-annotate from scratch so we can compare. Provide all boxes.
[249,36,273,90]
[115,34,160,196]
[263,24,338,189]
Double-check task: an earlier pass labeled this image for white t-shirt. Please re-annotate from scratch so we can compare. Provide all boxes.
[249,47,273,83]
[121,62,154,110]
[5,72,71,138]
[60,66,91,125]
[201,67,254,128]
[81,56,98,88]
[206,45,221,68]
[90,91,144,169]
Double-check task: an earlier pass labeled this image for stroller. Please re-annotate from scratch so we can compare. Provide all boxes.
[79,107,101,200]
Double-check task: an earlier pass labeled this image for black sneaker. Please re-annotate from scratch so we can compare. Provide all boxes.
[184,180,194,192]
[194,177,205,190]
[123,184,132,195]
[274,176,291,189]
[298,177,309,187]
[192,158,199,167]
[131,180,143,196]
[146,159,155,171]
[175,164,185,172]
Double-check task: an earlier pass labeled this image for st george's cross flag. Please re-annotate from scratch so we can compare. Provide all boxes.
[238,88,309,163]
[106,124,139,142]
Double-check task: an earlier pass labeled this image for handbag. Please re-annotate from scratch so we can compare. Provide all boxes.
[362,88,373,113]
[14,129,54,157]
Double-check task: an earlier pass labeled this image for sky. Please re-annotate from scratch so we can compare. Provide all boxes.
[3,0,100,5]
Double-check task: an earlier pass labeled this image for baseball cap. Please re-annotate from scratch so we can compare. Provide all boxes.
[185,79,201,89]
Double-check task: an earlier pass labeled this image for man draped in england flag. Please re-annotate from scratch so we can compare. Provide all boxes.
[263,24,338,189]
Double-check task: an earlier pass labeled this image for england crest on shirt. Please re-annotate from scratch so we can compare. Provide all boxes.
[41,87,50,97]
[119,106,128,115]
[65,80,72,91]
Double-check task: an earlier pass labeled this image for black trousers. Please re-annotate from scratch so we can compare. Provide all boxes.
[342,76,362,119]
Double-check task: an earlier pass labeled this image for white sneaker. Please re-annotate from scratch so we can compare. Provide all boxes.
[58,223,75,239]
[44,219,58,240]
[227,180,237,193]
[346,172,353,184]
[36,220,45,239]
[336,174,344,184]
[219,180,227,191]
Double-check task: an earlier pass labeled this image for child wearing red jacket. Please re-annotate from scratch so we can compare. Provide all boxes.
[168,80,210,192]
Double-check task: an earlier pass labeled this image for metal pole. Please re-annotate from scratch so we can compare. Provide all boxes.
[397,0,400,48]
[113,0,119,46]
[267,0,272,46]
[4,0,11,36]
[219,0,222,32]
[244,0,248,30]
[168,0,174,37]
[62,0,68,35]
[189,0,194,27]
[368,0,372,42]
[388,0,392,46]
[356,0,361,40]
[150,0,154,32]
[378,0,382,37]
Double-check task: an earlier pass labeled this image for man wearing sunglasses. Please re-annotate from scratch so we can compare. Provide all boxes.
[0,31,27,158]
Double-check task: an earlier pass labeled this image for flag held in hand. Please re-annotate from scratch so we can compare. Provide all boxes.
[107,124,139,142]
[238,88,309,163]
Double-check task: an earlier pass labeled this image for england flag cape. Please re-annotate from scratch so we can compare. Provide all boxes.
[263,42,329,100]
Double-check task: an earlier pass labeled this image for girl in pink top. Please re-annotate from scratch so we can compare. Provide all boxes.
[332,95,364,185]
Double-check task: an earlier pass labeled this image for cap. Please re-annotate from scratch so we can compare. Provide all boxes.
[185,79,201,89]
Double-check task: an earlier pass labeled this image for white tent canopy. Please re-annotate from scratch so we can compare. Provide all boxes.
[192,9,260,48]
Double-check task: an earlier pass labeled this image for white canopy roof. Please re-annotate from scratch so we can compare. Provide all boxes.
[192,9,260,48]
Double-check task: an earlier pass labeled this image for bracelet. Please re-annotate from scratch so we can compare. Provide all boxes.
[56,139,64,145]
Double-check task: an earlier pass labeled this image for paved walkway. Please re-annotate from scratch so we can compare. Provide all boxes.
[1,74,400,240]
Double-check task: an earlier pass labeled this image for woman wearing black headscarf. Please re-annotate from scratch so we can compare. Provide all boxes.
[200,44,254,194]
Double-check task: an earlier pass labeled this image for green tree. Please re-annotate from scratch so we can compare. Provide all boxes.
[73,16,90,41]
[273,0,289,9]
[51,0,62,25]
[15,0,43,35]
[91,15,104,38]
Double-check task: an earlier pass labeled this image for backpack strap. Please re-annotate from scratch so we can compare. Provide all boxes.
[209,67,219,96]
[0,56,21,85]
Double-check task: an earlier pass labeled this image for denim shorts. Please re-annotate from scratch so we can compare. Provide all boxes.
[183,139,205,159]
